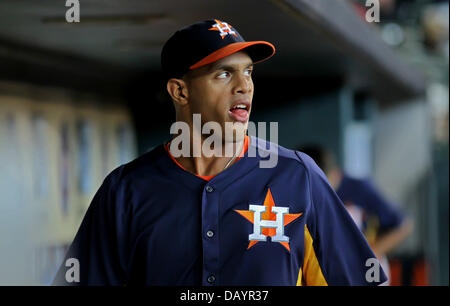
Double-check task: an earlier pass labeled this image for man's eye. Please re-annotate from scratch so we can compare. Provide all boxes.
[217,71,230,78]
[244,69,253,76]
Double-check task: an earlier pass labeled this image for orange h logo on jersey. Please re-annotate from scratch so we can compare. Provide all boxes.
[209,19,238,39]
[234,189,303,252]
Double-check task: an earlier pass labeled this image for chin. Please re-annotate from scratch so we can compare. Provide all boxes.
[223,121,247,143]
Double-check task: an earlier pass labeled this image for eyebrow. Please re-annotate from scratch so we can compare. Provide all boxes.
[210,62,254,73]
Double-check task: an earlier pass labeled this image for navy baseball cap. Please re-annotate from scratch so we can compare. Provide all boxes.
[161,19,275,79]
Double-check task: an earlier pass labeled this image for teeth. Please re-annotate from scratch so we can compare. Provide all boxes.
[235,104,247,109]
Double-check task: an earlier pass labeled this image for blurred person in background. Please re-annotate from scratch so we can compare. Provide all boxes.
[299,145,414,285]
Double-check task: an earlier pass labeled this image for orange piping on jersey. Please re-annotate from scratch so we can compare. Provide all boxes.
[165,135,249,181]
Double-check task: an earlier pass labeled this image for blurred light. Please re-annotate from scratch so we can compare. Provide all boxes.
[381,22,405,46]
[427,83,449,117]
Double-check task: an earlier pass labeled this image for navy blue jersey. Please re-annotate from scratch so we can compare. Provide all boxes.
[336,174,405,239]
[52,137,386,286]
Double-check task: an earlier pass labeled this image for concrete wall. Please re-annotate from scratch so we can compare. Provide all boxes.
[372,99,432,254]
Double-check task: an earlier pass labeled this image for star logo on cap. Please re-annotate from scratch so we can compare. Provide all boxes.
[209,19,238,39]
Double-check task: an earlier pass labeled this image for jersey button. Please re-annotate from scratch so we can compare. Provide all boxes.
[205,186,214,193]
[207,275,216,284]
[206,230,214,238]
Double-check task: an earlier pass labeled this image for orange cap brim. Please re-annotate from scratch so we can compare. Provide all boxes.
[189,41,275,70]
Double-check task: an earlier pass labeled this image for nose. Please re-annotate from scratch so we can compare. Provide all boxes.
[233,72,252,95]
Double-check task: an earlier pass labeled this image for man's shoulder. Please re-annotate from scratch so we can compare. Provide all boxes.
[249,136,321,171]
[250,137,332,190]
[103,144,168,186]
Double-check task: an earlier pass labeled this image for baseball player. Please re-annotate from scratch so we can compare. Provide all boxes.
[299,145,413,285]
[52,19,387,286]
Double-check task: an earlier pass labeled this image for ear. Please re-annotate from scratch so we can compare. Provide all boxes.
[166,78,189,106]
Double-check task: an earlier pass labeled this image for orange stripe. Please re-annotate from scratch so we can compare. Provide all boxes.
[189,42,275,70]
[298,225,328,286]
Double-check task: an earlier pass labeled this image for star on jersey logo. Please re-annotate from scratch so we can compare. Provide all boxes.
[208,19,238,39]
[234,188,303,252]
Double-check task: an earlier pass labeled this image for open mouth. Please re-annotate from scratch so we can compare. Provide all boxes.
[228,102,250,123]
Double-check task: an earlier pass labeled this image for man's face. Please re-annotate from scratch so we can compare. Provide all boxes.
[184,51,254,143]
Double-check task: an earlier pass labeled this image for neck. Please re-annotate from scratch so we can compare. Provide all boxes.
[169,123,246,177]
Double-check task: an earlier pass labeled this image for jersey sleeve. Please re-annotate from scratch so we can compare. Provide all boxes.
[296,152,387,286]
[52,168,128,286]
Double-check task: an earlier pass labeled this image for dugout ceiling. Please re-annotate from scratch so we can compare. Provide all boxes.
[0,0,425,104]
